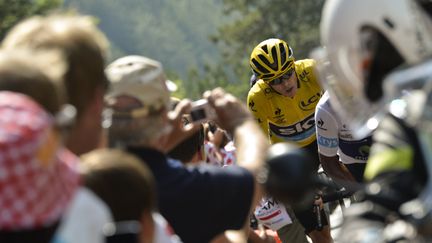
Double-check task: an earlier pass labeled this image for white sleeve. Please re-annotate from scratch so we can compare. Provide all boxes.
[315,104,339,157]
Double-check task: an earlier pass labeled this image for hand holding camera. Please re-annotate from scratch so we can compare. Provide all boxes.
[190,99,216,123]
[203,88,253,133]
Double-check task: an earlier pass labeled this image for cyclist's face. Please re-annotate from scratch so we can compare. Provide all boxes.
[269,72,298,98]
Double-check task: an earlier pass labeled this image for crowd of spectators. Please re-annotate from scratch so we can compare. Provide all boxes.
[0,12,273,243]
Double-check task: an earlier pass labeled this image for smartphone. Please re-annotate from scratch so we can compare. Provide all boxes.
[190,99,216,123]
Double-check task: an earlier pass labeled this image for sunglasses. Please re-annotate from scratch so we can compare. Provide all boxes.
[269,68,296,86]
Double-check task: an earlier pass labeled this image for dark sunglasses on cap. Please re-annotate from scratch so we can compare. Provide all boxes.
[269,68,296,86]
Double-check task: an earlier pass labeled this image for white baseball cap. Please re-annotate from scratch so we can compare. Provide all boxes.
[105,55,177,117]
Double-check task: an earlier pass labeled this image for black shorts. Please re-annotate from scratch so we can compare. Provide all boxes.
[302,141,320,171]
[288,141,329,233]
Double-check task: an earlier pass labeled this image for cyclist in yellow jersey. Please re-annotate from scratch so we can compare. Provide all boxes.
[248,59,322,147]
[248,39,323,166]
[247,38,331,243]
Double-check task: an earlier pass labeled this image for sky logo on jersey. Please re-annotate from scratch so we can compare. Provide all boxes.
[269,113,315,141]
[318,135,338,148]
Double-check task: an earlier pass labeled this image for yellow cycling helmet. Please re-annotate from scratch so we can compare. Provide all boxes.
[250,38,295,82]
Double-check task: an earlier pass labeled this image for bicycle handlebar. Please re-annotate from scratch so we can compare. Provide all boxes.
[321,188,354,203]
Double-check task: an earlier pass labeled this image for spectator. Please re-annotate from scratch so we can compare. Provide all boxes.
[0,92,80,243]
[168,105,235,167]
[167,98,206,164]
[1,13,119,243]
[0,49,66,115]
[104,55,269,242]
[168,123,205,165]
[204,121,236,166]
[2,13,110,155]
[0,48,75,243]
[81,148,181,243]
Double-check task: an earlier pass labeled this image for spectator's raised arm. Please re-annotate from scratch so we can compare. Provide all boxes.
[205,88,269,204]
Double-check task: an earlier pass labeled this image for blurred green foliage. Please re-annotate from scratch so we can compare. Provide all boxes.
[0,0,63,40]
[63,0,226,101]
[209,0,325,100]
[0,0,324,101]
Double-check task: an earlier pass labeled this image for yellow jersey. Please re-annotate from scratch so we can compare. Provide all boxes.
[247,59,323,147]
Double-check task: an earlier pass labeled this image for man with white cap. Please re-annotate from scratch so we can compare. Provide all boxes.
[104,55,269,243]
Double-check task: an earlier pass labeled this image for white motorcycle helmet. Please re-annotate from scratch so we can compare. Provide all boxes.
[312,0,432,138]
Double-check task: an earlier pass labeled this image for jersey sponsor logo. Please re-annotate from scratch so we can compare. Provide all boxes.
[255,198,292,230]
[272,107,285,123]
[340,124,353,137]
[317,135,338,148]
[299,92,322,111]
[317,118,327,131]
[269,113,315,141]
[275,118,286,124]
[359,145,370,157]
[260,198,278,210]
[275,107,282,116]
[258,210,281,221]
[339,136,372,161]
[340,133,353,139]
[340,124,350,132]
[249,100,257,112]
[298,69,311,82]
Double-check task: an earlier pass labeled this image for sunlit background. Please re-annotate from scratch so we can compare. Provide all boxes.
[0,0,324,100]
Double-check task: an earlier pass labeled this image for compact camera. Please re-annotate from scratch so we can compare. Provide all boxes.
[190,99,216,123]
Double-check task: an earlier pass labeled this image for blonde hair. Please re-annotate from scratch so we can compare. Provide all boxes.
[2,13,110,117]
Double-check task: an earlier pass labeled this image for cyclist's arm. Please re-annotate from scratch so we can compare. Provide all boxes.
[315,100,355,182]
[319,154,356,182]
